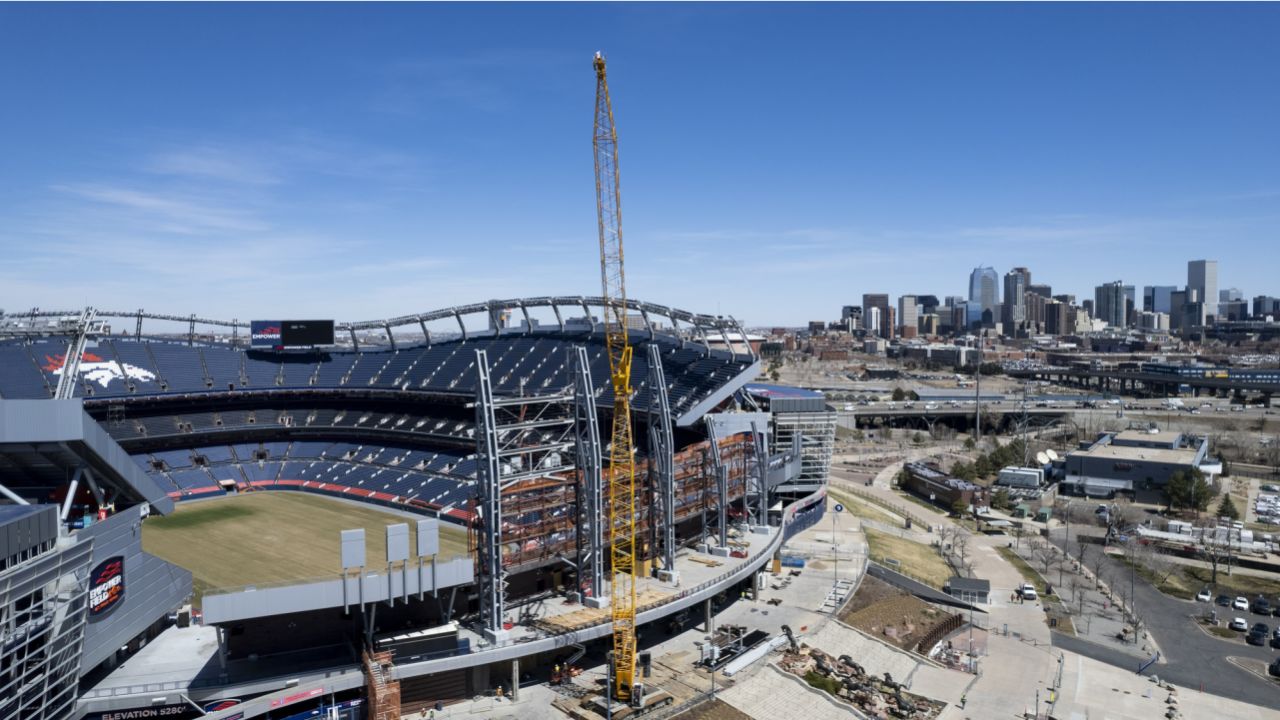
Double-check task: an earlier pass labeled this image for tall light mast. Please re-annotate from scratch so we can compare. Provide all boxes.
[593,51,639,702]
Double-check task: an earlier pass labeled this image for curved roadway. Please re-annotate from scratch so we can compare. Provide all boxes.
[1046,528,1280,710]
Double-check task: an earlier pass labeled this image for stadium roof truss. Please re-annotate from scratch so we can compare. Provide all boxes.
[4,296,756,359]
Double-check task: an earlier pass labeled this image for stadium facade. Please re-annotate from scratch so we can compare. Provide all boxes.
[0,297,833,720]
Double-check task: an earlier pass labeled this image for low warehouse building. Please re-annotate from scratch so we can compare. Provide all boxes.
[1060,429,1214,497]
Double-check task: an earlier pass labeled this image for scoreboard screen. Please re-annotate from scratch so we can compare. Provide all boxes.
[282,320,335,347]
[251,320,335,349]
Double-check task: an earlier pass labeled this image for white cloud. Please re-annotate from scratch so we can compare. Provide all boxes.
[146,146,282,185]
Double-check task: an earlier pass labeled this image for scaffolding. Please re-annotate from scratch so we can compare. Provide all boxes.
[773,410,838,487]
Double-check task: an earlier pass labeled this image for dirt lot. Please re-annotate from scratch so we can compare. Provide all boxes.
[839,576,952,651]
[672,699,752,720]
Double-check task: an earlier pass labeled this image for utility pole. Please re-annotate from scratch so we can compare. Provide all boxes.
[974,330,983,444]
[1022,379,1030,467]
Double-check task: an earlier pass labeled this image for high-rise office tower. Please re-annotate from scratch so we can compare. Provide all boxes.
[1028,283,1052,299]
[862,293,892,339]
[1002,270,1027,332]
[1094,281,1127,328]
[1220,287,1242,303]
[897,295,919,338]
[1143,286,1176,314]
[1188,260,1219,319]
[968,267,1000,325]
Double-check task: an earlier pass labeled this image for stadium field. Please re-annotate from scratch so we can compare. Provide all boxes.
[142,491,470,603]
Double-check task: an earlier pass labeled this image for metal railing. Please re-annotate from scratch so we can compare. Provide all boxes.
[79,663,363,700]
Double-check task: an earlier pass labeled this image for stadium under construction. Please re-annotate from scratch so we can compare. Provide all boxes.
[0,298,836,720]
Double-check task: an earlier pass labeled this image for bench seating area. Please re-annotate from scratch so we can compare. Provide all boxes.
[0,330,753,418]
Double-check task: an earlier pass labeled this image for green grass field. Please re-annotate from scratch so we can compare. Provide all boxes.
[143,491,469,602]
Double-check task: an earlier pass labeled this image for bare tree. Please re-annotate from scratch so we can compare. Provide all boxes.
[1031,539,1058,577]
[1086,545,1107,589]
[954,533,972,576]
[1129,541,1178,589]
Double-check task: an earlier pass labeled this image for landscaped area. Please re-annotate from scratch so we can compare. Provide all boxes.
[829,488,903,527]
[1121,554,1280,600]
[863,527,953,588]
[839,575,954,651]
[996,545,1054,597]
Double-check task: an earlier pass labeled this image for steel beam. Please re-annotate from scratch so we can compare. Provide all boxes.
[750,420,769,528]
[646,344,677,578]
[703,418,729,551]
[474,350,508,644]
[572,346,606,605]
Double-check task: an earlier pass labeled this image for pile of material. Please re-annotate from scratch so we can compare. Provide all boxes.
[777,644,943,719]
[532,589,669,633]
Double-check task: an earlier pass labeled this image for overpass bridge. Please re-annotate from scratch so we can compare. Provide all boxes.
[1006,367,1278,403]
[840,404,1071,432]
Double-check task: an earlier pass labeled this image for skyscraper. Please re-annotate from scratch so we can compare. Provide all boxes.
[1143,286,1176,314]
[968,267,1000,327]
[862,293,892,340]
[1002,270,1027,332]
[1220,287,1242,303]
[1094,281,1127,328]
[1188,260,1219,319]
[897,295,919,338]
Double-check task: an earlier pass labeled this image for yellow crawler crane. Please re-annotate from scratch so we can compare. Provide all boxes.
[592,51,639,703]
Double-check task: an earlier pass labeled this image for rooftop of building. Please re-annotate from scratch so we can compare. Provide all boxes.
[1113,429,1184,446]
[0,504,51,524]
[743,383,825,400]
[1074,442,1197,465]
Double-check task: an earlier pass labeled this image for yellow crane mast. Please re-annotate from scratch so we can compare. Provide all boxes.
[592,51,639,702]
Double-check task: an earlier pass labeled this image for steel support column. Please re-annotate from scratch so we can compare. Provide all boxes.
[703,418,729,553]
[472,349,578,645]
[750,420,769,529]
[571,346,606,606]
[474,350,509,645]
[646,344,677,579]
[55,307,97,400]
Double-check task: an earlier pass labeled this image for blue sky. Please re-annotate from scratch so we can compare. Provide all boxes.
[1,3,1278,328]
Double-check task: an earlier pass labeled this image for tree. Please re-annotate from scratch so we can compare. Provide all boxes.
[908,390,920,401]
[992,488,1012,511]
[1164,468,1213,513]
[891,387,907,402]
[951,498,969,517]
[1216,495,1240,521]
[913,432,926,445]
[963,437,976,451]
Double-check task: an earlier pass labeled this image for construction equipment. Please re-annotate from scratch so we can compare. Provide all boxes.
[593,50,640,704]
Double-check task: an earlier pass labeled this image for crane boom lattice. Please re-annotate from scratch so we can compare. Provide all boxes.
[593,51,639,703]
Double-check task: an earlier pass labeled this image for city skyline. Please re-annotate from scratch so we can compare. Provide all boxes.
[1,4,1279,327]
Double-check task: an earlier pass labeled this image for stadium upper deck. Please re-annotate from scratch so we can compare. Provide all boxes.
[0,328,752,423]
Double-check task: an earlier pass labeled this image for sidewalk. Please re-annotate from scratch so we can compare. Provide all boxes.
[1005,535,1155,659]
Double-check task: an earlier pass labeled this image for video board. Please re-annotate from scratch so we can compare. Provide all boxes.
[251,320,335,349]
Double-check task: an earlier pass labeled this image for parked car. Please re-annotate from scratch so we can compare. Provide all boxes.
[1270,628,1280,649]
[1217,594,1233,607]
[1254,598,1273,615]
[1196,588,1213,603]
[1234,596,1250,611]
[1271,658,1280,677]
[1018,583,1038,601]
[1230,617,1249,631]
[1248,623,1271,645]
